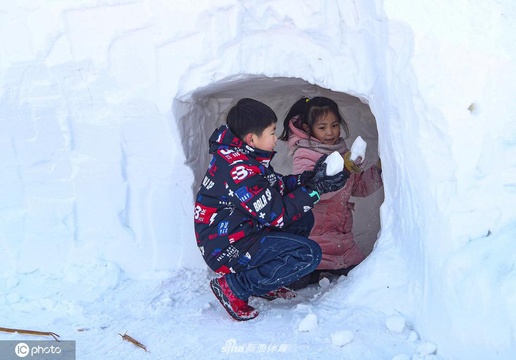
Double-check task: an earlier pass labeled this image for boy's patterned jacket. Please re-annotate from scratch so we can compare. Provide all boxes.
[194,125,318,274]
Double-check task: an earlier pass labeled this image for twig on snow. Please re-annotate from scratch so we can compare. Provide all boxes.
[0,326,60,341]
[119,332,148,352]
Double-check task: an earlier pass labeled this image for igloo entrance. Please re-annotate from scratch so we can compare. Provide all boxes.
[175,75,384,257]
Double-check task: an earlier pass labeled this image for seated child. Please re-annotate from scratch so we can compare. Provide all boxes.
[279,96,383,288]
[194,98,349,320]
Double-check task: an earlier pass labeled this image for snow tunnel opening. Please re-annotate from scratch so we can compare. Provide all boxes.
[175,75,384,257]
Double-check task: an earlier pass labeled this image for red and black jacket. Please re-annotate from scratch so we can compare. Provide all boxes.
[194,125,319,274]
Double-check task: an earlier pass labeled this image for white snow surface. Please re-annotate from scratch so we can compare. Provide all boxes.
[1,1,516,359]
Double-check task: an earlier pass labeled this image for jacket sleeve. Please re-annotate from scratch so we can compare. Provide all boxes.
[350,162,383,197]
[279,173,303,194]
[224,161,319,229]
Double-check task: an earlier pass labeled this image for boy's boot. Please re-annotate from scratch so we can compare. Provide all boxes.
[210,277,259,321]
[257,287,297,300]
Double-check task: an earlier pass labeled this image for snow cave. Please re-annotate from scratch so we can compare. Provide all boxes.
[175,75,384,257]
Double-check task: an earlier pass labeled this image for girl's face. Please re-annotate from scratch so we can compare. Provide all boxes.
[306,111,340,145]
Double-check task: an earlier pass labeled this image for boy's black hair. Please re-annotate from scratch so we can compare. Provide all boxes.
[226,98,278,140]
[279,96,349,141]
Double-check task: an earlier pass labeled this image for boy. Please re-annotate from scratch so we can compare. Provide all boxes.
[194,98,349,321]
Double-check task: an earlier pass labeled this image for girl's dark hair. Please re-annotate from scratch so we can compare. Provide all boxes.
[279,96,349,141]
[226,98,277,140]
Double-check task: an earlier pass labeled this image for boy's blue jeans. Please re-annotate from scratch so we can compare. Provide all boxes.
[225,211,322,300]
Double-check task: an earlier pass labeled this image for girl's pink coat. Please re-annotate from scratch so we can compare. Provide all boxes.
[288,121,383,270]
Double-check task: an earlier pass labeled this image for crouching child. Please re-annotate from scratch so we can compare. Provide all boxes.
[193,98,349,321]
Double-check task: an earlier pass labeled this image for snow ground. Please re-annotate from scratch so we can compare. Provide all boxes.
[1,268,439,359]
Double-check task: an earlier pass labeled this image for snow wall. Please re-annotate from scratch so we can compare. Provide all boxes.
[1,1,515,359]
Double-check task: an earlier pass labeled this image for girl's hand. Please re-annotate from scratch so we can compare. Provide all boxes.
[343,152,366,173]
[354,156,369,172]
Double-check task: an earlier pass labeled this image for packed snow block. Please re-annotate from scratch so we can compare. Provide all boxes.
[318,277,331,289]
[350,136,367,161]
[386,314,406,333]
[298,313,318,332]
[330,330,354,347]
[324,151,344,176]
[407,330,419,342]
[417,342,437,357]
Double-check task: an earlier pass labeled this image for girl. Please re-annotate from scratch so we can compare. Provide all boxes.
[280,96,383,288]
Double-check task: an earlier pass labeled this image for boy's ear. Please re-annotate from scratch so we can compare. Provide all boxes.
[302,124,309,132]
[244,133,254,145]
